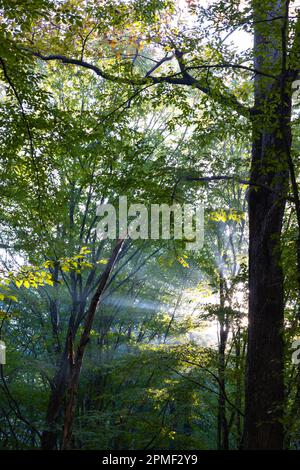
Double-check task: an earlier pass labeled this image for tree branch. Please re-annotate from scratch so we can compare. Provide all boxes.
[22,48,251,118]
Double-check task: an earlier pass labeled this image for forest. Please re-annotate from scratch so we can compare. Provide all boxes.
[0,0,300,452]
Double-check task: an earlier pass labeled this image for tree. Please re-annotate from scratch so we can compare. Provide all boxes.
[1,0,300,450]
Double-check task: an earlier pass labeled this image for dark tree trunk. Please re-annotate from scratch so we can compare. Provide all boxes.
[244,0,291,449]
[41,350,70,449]
[41,239,124,450]
[234,325,243,448]
[217,276,229,450]
[61,238,124,450]
[217,319,229,450]
[245,174,286,448]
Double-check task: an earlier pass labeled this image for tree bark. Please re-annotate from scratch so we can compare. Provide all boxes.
[244,0,291,449]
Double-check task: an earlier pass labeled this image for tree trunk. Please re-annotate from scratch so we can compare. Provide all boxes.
[41,239,125,450]
[61,238,125,450]
[217,275,229,450]
[244,0,291,449]
[40,350,70,449]
[234,325,243,448]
